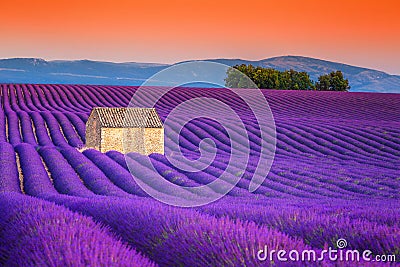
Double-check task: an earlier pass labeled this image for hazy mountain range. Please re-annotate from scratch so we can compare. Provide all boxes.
[0,56,399,93]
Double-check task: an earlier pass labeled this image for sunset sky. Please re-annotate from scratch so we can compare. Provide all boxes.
[0,0,399,74]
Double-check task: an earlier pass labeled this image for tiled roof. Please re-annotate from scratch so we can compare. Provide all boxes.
[92,107,163,128]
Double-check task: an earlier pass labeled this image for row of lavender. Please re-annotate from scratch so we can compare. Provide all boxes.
[0,84,398,176]
[0,144,398,265]
[2,137,398,202]
[1,187,398,266]
[1,191,398,266]
[0,193,155,266]
[1,84,399,161]
[0,84,399,266]
[1,84,398,200]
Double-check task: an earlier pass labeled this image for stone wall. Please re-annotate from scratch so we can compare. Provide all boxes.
[144,128,164,154]
[85,114,101,150]
[99,127,164,154]
[121,128,145,154]
[101,128,123,153]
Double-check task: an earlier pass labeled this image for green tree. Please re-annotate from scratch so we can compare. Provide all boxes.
[315,71,350,91]
[225,65,257,88]
[278,69,315,90]
[225,65,349,91]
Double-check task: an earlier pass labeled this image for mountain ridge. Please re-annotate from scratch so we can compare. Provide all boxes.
[0,56,399,93]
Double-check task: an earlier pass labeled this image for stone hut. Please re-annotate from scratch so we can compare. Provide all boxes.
[85,107,164,155]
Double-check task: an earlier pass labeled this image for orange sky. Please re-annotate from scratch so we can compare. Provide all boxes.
[0,0,399,74]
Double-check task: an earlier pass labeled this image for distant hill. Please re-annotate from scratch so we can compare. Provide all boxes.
[0,56,399,93]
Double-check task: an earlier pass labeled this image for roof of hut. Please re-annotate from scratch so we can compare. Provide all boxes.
[91,107,163,128]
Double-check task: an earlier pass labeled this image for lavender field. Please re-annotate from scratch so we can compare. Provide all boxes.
[0,84,399,266]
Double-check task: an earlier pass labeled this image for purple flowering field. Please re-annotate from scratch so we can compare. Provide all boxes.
[0,84,399,266]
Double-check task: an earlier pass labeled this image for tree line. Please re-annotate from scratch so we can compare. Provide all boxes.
[225,64,350,91]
